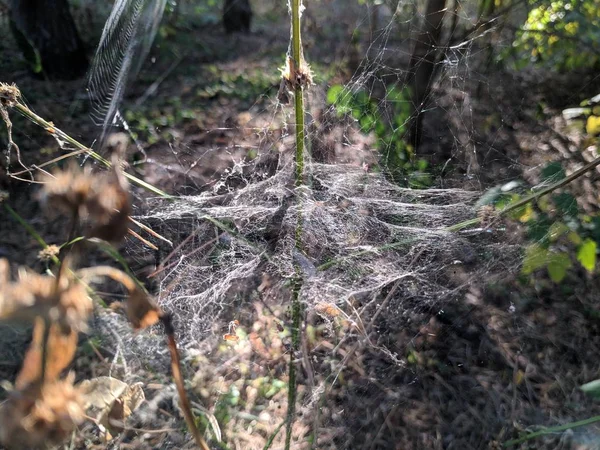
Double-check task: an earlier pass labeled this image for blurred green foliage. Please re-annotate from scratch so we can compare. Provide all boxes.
[479,161,599,283]
[326,84,432,187]
[509,0,600,70]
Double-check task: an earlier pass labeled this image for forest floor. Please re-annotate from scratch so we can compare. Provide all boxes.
[1,2,600,449]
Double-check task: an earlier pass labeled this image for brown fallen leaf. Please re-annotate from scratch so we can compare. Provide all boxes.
[79,376,145,439]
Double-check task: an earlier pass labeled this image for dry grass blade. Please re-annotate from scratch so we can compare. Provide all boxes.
[127,227,159,250]
[128,216,173,246]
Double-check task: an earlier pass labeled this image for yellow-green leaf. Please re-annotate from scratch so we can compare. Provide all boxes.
[548,221,568,241]
[586,115,600,135]
[518,202,534,223]
[522,244,548,275]
[577,239,597,272]
[568,231,583,245]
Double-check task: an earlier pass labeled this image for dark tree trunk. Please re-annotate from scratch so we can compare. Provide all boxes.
[407,0,447,148]
[223,0,252,33]
[9,0,88,80]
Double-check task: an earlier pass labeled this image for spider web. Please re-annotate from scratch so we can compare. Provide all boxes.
[75,1,540,448]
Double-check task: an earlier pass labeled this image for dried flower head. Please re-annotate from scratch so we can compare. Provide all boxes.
[0,375,84,449]
[40,162,95,218]
[478,205,497,229]
[86,165,131,243]
[104,132,129,160]
[40,161,131,243]
[37,245,60,262]
[0,266,92,332]
[0,82,21,107]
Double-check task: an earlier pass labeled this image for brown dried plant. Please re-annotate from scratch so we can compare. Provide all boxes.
[77,265,162,330]
[39,160,131,244]
[0,261,92,332]
[15,318,78,390]
[0,374,84,450]
[0,82,207,448]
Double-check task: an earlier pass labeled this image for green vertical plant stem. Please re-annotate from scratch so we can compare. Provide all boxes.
[292,0,304,188]
[286,0,305,448]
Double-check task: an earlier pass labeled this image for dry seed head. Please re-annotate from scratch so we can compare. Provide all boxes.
[37,245,60,262]
[86,165,131,243]
[0,374,84,449]
[0,82,21,107]
[40,162,131,243]
[477,205,497,228]
[40,163,94,218]
[104,132,129,160]
[0,267,92,332]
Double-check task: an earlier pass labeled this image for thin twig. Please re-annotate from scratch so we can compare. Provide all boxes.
[161,314,210,450]
[447,154,600,232]
[127,228,159,251]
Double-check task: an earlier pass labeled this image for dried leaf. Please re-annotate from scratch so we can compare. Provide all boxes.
[127,287,161,329]
[79,376,145,437]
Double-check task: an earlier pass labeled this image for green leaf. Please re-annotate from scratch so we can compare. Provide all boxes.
[359,114,376,132]
[326,85,344,105]
[540,161,566,183]
[522,244,549,275]
[577,239,597,272]
[581,379,600,399]
[546,252,572,283]
[553,192,579,218]
[548,221,568,241]
[527,214,552,244]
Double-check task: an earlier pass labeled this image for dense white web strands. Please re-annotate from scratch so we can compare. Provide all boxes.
[92,2,523,359]
[131,163,520,348]
[87,0,167,149]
